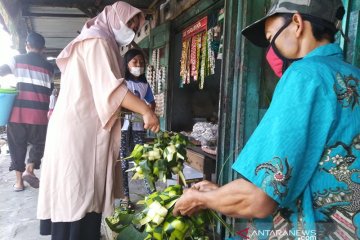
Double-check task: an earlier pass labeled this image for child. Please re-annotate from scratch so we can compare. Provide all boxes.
[120,48,156,209]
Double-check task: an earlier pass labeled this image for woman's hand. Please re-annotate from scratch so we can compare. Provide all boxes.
[143,108,159,133]
[121,91,159,133]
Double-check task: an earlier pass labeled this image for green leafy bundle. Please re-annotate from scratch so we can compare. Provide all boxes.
[125,131,189,191]
[106,185,213,240]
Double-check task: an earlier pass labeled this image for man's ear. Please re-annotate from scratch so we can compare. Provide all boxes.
[292,13,304,38]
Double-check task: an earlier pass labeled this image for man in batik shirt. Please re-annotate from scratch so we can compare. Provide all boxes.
[173,0,360,238]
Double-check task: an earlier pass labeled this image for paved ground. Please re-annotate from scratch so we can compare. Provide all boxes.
[0,153,50,240]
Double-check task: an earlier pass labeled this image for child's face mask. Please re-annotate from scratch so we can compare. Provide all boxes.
[129,67,144,77]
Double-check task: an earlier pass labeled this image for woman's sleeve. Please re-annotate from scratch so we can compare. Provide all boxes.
[232,68,337,207]
[83,38,128,130]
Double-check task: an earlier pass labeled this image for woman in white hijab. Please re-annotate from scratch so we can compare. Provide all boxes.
[37,2,159,239]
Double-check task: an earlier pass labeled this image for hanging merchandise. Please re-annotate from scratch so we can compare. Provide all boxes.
[158,66,166,94]
[217,34,224,60]
[190,36,198,80]
[199,32,208,90]
[156,48,160,72]
[147,50,157,94]
[217,8,225,60]
[148,49,166,117]
[179,16,219,90]
[217,8,224,23]
[152,48,157,64]
[211,25,221,56]
[195,33,202,80]
[154,93,165,117]
[207,28,216,75]
[148,49,164,95]
[146,64,156,93]
[180,39,190,85]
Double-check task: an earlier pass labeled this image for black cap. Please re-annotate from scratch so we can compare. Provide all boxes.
[26,32,45,49]
[242,0,345,48]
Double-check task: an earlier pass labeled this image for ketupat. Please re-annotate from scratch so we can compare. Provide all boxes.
[106,185,213,240]
[125,131,190,191]
[135,185,211,239]
[105,208,136,233]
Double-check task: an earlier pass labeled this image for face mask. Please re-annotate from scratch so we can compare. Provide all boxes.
[129,67,144,77]
[265,19,301,77]
[111,7,135,46]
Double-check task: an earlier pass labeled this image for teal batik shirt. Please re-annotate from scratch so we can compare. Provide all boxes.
[232,43,360,240]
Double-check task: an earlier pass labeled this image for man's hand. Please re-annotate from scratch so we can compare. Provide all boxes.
[142,108,159,133]
[191,180,219,192]
[173,188,203,217]
[174,179,277,219]
[173,181,218,217]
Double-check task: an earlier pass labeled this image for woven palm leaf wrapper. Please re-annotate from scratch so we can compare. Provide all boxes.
[125,131,189,192]
[105,207,136,233]
[134,185,211,240]
[106,185,234,239]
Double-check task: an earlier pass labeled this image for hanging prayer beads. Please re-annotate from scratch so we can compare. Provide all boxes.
[146,64,156,94]
[149,48,166,117]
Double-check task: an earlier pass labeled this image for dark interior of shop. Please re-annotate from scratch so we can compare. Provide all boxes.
[169,10,223,132]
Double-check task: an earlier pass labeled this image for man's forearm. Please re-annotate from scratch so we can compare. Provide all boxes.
[199,179,277,218]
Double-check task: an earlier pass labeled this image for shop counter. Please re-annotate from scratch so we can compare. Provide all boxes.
[185,146,216,181]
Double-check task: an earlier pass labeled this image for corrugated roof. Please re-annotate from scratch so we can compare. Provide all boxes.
[27,8,88,57]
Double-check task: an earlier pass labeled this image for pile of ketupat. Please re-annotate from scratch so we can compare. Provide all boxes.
[106,131,226,239]
[106,185,213,240]
[125,131,189,191]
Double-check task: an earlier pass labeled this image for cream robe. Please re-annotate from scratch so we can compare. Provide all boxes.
[37,38,127,222]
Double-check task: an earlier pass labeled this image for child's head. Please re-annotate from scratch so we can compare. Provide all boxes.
[124,48,145,79]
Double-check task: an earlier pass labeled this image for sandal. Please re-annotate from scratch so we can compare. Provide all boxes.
[22,172,39,189]
[13,184,25,192]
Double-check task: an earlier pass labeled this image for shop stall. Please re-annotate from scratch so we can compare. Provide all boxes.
[167,2,224,182]
[134,0,225,183]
